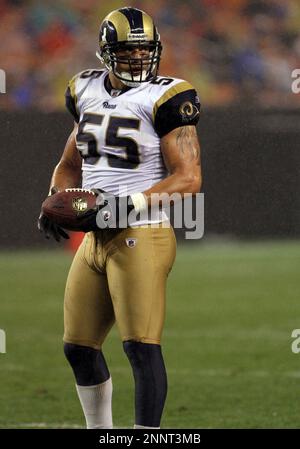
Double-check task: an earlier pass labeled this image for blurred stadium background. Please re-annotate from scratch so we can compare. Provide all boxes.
[1,0,300,429]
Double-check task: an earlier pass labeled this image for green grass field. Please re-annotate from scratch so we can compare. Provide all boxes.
[0,240,300,429]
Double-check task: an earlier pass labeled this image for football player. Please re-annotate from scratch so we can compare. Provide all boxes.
[38,7,202,429]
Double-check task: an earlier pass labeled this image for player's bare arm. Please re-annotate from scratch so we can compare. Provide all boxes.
[38,122,81,241]
[50,122,82,192]
[143,125,202,202]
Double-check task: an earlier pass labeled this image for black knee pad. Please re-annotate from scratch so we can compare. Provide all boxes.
[123,341,167,427]
[64,343,110,386]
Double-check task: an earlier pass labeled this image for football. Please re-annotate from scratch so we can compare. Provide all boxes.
[41,188,97,231]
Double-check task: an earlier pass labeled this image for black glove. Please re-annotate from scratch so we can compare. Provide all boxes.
[77,190,135,231]
[38,212,70,242]
[38,187,70,242]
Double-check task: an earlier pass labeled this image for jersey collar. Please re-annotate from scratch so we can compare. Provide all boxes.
[104,74,132,97]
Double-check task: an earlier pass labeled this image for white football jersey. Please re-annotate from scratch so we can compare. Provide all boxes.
[65,69,200,224]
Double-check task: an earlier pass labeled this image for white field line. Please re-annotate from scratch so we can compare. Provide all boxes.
[2,423,132,429]
[2,423,84,429]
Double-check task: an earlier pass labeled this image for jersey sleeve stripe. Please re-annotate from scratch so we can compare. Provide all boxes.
[69,75,79,118]
[65,74,80,122]
[152,81,195,121]
[69,76,77,105]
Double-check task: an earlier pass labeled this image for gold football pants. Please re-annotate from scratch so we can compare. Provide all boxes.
[63,226,176,349]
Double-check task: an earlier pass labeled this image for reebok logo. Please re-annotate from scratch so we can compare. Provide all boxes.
[125,238,137,248]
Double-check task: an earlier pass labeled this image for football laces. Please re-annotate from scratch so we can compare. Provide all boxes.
[65,188,96,195]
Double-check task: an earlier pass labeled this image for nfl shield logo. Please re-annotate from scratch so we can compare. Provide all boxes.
[125,238,137,248]
[72,197,88,213]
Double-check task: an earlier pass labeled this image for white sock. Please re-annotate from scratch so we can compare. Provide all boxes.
[134,424,160,429]
[76,377,113,429]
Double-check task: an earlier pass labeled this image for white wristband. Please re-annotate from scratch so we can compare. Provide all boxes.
[130,192,148,213]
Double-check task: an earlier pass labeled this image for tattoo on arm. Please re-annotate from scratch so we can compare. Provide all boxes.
[175,126,200,162]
